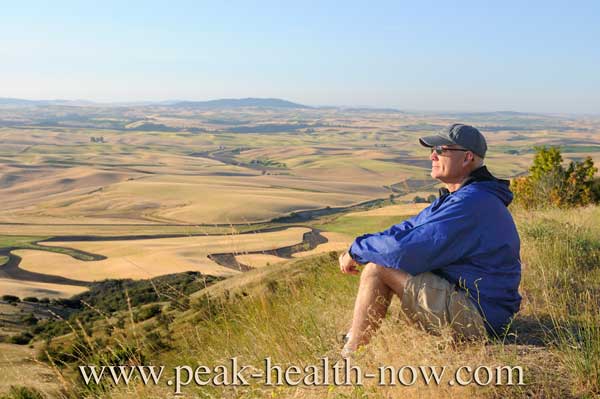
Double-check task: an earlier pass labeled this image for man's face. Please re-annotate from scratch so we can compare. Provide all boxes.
[429,145,471,182]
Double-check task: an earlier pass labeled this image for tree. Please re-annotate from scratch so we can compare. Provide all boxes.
[530,146,563,181]
[511,146,599,209]
[2,294,20,303]
[413,196,427,203]
[562,157,598,206]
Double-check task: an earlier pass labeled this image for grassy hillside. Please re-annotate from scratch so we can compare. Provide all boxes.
[5,205,597,398]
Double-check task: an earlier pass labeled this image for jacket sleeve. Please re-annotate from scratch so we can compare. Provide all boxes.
[348,198,480,275]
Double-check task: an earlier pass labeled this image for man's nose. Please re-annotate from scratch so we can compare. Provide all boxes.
[429,149,438,161]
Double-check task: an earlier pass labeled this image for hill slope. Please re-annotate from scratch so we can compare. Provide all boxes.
[6,206,600,398]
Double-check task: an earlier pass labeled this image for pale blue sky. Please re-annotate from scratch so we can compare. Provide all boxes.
[1,1,599,113]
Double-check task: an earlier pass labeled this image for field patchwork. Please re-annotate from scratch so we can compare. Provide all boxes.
[20,227,311,282]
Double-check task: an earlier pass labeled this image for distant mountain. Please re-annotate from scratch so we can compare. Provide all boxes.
[0,97,96,107]
[0,98,41,106]
[171,98,310,109]
[0,97,311,109]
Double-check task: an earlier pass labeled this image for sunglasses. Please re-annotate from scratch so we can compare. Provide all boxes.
[430,145,469,155]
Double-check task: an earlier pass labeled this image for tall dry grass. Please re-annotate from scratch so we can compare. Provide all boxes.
[512,205,600,395]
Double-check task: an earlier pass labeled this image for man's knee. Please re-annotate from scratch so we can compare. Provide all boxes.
[362,262,407,277]
[361,262,410,293]
[361,262,384,281]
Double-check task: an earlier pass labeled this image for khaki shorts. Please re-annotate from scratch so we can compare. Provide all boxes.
[401,272,487,340]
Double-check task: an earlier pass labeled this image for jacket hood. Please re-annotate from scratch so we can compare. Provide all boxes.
[439,166,514,206]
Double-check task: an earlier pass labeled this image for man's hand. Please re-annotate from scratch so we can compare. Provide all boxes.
[339,251,360,275]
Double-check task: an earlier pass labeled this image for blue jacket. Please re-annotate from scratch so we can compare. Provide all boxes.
[349,166,521,336]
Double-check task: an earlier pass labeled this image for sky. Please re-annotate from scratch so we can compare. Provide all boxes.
[1,1,599,113]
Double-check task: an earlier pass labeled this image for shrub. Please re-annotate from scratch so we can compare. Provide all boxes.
[135,304,161,322]
[22,297,39,303]
[145,331,171,351]
[8,332,33,345]
[20,313,38,326]
[2,295,20,303]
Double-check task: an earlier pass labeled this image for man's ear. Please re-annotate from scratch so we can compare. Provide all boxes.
[464,152,474,165]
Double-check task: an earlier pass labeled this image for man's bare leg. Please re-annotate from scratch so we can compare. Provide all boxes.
[344,263,411,353]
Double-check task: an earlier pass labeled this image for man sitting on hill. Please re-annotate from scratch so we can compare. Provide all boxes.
[339,123,522,356]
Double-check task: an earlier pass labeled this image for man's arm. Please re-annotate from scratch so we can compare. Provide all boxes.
[348,198,479,275]
[338,212,422,274]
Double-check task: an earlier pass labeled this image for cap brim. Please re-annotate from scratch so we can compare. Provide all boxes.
[418,135,455,148]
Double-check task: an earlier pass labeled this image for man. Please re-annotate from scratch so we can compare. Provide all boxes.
[339,123,521,356]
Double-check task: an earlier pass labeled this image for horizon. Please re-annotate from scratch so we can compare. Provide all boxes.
[2,1,599,114]
[2,95,598,117]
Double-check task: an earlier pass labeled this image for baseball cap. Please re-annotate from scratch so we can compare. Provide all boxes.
[419,123,487,158]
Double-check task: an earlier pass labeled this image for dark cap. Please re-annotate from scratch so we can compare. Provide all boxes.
[419,123,487,158]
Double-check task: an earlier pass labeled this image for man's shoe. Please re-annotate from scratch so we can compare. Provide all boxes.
[340,345,354,359]
[342,331,352,345]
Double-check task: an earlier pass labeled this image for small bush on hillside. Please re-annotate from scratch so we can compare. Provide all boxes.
[512,146,599,209]
[8,332,33,345]
[31,319,71,340]
[145,331,171,351]
[135,304,161,322]
[2,295,20,303]
[22,297,39,303]
[20,313,38,326]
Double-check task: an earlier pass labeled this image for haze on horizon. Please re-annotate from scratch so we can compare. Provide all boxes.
[2,1,599,114]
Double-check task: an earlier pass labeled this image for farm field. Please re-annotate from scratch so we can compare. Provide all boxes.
[1,104,598,303]
[3,227,308,295]
[2,105,598,228]
[0,278,88,299]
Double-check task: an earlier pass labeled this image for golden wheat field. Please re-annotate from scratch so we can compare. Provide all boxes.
[0,278,88,299]
[19,227,311,281]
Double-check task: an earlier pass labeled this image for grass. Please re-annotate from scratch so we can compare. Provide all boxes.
[0,236,47,249]
[512,205,600,394]
[0,344,60,398]
[0,235,97,261]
